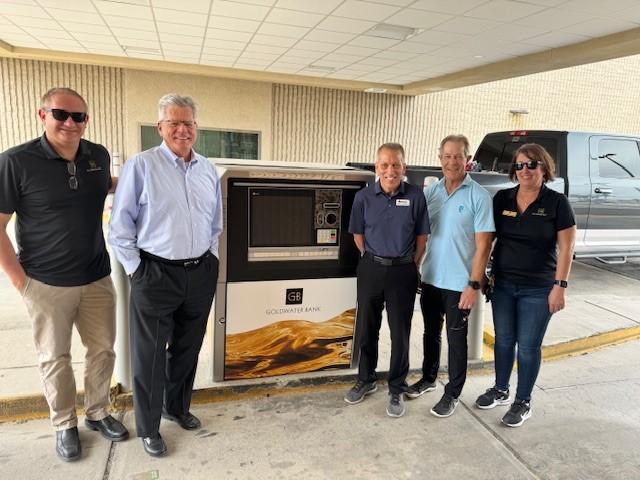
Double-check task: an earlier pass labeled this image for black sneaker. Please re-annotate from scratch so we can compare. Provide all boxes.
[344,380,377,404]
[501,399,532,427]
[430,393,459,418]
[475,386,511,409]
[405,378,437,399]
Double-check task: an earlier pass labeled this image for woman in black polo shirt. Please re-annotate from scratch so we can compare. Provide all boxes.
[475,143,576,427]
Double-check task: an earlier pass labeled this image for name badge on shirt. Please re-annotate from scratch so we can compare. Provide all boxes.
[532,208,547,216]
[502,210,517,217]
[396,199,410,207]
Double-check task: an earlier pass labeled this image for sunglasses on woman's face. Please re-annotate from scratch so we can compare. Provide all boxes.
[44,108,88,123]
[513,159,540,171]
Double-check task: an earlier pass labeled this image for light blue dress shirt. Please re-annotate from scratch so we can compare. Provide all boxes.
[108,142,223,275]
[421,174,495,292]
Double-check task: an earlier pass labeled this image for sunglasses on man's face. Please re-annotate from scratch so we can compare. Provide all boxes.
[513,159,540,171]
[44,108,88,123]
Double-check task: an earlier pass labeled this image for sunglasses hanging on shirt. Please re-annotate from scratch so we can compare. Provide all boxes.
[67,161,78,190]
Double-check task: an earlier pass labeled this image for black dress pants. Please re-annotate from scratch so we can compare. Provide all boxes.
[419,283,468,399]
[129,253,218,437]
[355,255,417,394]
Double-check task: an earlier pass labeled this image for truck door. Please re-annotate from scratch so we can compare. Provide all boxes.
[586,136,640,249]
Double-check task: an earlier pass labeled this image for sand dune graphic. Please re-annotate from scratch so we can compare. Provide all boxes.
[225,309,356,380]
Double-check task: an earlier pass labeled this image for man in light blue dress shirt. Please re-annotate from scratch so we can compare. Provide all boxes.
[109,93,223,457]
[405,134,495,418]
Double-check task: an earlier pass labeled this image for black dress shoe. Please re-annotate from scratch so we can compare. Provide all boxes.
[85,415,129,442]
[161,411,201,430]
[142,433,167,457]
[56,427,81,462]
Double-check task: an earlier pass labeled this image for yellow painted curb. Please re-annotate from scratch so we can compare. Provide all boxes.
[542,326,640,361]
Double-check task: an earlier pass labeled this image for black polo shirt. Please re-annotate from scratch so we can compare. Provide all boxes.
[492,184,575,287]
[348,180,430,257]
[0,134,112,286]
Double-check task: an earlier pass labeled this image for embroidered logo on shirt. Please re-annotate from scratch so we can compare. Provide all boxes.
[458,205,465,213]
[396,199,410,206]
[502,210,517,217]
[532,208,547,217]
[86,160,103,172]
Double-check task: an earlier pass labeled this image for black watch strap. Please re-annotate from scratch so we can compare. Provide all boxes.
[554,279,568,288]
[468,280,481,290]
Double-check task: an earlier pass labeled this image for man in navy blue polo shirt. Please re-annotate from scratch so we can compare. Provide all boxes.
[344,143,429,418]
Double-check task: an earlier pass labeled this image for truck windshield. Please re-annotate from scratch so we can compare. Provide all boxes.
[475,136,558,173]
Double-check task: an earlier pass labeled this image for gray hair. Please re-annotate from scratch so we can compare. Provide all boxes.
[376,143,406,163]
[41,87,88,110]
[158,93,197,120]
[438,134,470,157]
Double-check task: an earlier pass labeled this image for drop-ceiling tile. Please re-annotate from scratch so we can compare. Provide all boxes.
[4,15,60,29]
[316,16,376,34]
[61,22,112,35]
[410,0,486,15]
[334,44,379,56]
[211,1,270,21]
[274,0,343,15]
[203,38,246,50]
[159,33,205,46]
[464,0,547,22]
[332,1,401,22]
[238,51,280,61]
[72,32,117,43]
[0,3,48,17]
[257,22,310,38]
[94,1,153,20]
[406,29,470,46]
[511,8,595,30]
[561,17,638,37]
[384,8,452,29]
[295,39,338,53]
[200,58,235,66]
[560,0,639,16]
[349,35,400,49]
[20,27,72,40]
[264,8,325,28]
[201,50,239,59]
[523,30,590,48]
[208,15,260,33]
[104,16,157,32]
[206,28,254,42]
[154,9,209,27]
[433,16,501,35]
[245,43,288,54]
[152,0,212,13]
[371,50,417,60]
[156,22,206,37]
[39,0,97,12]
[251,33,298,47]
[320,53,362,63]
[119,38,162,49]
[161,42,203,53]
[303,29,356,44]
[46,9,104,25]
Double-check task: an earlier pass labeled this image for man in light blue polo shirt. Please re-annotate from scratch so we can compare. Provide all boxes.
[406,134,494,418]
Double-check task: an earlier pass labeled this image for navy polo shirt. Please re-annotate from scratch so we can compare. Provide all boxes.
[492,184,575,287]
[349,180,430,257]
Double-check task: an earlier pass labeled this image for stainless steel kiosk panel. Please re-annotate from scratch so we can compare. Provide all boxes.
[212,160,373,381]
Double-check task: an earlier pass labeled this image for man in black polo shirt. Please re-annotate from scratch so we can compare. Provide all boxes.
[344,143,429,417]
[0,87,128,462]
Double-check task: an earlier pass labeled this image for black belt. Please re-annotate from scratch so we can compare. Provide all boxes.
[365,252,414,266]
[140,250,209,269]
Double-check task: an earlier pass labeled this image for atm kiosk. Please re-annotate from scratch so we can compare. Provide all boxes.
[212,160,373,381]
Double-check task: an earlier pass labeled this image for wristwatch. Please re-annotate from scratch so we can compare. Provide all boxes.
[468,280,481,290]
[553,279,568,288]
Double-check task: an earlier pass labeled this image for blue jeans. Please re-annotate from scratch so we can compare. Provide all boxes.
[491,281,553,402]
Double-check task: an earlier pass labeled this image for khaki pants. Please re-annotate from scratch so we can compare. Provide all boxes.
[21,275,116,430]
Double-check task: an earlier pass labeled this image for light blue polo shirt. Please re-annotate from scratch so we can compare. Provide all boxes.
[421,174,495,292]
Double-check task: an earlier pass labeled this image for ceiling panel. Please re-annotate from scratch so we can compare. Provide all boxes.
[0,0,639,95]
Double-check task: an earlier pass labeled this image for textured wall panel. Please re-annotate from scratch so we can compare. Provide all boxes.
[273,55,640,167]
[0,58,124,156]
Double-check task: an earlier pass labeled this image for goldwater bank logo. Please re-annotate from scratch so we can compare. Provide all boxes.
[286,288,303,305]
[264,288,321,315]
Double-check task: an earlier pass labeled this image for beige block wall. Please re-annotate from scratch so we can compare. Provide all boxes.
[122,69,272,161]
[272,54,640,167]
[0,58,124,155]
